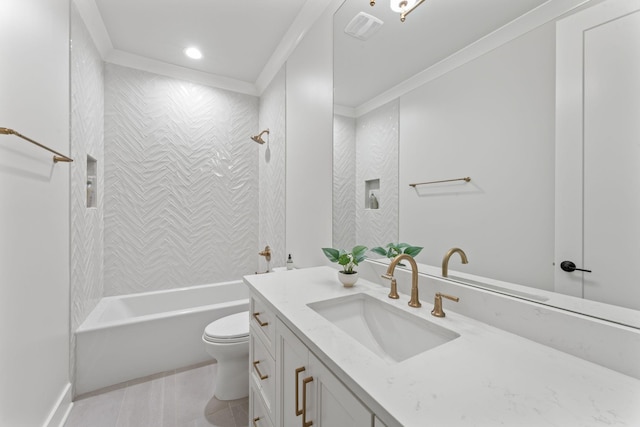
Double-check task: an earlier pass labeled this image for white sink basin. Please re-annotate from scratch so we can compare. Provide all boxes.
[308,293,459,363]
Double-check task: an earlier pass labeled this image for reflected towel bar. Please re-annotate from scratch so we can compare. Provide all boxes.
[409,177,471,187]
[0,127,73,163]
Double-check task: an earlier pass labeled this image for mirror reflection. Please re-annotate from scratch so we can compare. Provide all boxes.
[333,0,640,327]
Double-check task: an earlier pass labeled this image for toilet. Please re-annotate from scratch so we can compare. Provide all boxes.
[202,311,250,400]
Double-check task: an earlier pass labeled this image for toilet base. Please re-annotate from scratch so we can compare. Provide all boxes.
[213,355,249,400]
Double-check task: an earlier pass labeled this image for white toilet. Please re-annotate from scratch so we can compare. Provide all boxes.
[202,311,250,400]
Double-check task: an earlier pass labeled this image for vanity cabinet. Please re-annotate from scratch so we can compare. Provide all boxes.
[250,295,277,427]
[276,318,372,427]
[249,291,374,427]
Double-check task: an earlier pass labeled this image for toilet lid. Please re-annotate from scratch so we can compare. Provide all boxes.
[204,311,249,342]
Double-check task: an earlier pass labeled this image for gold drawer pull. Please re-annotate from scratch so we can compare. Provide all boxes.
[302,376,314,427]
[253,360,268,380]
[253,416,261,427]
[253,312,269,327]
[295,367,305,416]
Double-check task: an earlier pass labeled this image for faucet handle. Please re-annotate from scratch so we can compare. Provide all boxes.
[431,292,459,318]
[381,274,400,299]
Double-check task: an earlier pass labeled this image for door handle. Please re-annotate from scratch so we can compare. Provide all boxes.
[252,360,268,380]
[560,260,592,273]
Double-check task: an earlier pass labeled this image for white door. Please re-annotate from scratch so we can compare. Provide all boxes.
[555,0,640,310]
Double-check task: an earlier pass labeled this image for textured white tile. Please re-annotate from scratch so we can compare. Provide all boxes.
[355,100,399,250]
[258,67,286,269]
[103,64,259,295]
[70,3,105,390]
[333,114,357,250]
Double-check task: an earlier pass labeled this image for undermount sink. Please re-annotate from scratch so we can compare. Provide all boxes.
[308,293,459,363]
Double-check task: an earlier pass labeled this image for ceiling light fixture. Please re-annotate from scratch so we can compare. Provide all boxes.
[184,47,203,60]
[370,0,426,22]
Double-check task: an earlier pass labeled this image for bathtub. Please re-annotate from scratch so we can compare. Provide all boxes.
[75,280,249,395]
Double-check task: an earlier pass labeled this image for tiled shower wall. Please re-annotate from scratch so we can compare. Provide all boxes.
[70,3,104,386]
[103,64,259,295]
[333,114,356,250]
[332,100,399,253]
[355,100,399,250]
[258,68,286,270]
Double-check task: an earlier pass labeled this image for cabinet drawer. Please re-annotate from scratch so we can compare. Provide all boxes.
[250,329,275,421]
[251,386,274,427]
[250,295,276,356]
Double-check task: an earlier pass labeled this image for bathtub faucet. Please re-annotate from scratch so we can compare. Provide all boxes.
[259,245,271,262]
[256,245,271,274]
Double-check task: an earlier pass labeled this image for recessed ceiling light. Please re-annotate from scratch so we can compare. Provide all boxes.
[184,47,203,60]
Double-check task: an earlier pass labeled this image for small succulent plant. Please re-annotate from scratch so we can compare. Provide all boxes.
[321,245,368,274]
[370,242,423,260]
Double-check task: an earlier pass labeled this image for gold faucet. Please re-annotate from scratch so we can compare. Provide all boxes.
[381,254,421,308]
[431,292,459,317]
[442,247,468,277]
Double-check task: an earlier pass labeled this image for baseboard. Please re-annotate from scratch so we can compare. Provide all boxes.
[43,382,73,427]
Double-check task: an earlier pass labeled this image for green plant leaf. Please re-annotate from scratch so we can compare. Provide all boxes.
[397,242,411,249]
[321,247,340,263]
[352,245,368,265]
[338,253,351,266]
[403,245,423,257]
[371,247,387,256]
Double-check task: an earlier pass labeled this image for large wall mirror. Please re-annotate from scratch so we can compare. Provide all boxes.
[333,0,640,328]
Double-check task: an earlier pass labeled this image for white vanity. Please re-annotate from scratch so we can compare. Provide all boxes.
[244,266,640,427]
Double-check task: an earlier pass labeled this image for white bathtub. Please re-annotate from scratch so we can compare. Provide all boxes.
[75,280,249,395]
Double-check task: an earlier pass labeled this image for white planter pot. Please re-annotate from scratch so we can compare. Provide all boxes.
[338,271,359,287]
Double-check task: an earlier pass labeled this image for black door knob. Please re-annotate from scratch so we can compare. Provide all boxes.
[560,260,592,273]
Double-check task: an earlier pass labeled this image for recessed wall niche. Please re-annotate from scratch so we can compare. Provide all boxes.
[365,178,380,209]
[87,155,97,209]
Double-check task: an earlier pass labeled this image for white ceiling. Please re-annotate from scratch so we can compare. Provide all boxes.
[93,0,307,84]
[334,0,550,108]
[77,0,590,108]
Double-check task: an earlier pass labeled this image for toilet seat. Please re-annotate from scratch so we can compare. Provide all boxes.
[203,311,249,344]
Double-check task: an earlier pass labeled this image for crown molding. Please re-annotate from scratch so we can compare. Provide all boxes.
[105,50,258,96]
[72,0,113,58]
[354,0,596,117]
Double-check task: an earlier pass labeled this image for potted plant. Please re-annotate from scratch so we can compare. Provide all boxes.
[371,243,423,265]
[321,245,368,287]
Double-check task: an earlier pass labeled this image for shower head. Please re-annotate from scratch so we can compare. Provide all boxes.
[250,129,269,144]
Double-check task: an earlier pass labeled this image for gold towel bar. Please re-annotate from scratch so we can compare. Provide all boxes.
[0,127,73,163]
[409,177,471,187]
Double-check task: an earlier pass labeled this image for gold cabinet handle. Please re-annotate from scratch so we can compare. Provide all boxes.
[302,376,314,427]
[295,367,305,416]
[252,417,261,427]
[253,360,268,380]
[253,312,269,327]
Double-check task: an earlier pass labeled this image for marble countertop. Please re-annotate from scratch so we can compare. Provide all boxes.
[244,266,640,427]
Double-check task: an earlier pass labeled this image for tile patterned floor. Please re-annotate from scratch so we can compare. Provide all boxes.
[64,362,249,427]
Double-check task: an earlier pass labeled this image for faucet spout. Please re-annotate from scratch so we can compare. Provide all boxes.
[442,247,468,277]
[382,253,421,308]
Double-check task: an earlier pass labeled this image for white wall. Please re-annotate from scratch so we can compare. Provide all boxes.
[0,0,72,425]
[399,23,556,290]
[285,7,334,267]
[103,64,259,295]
